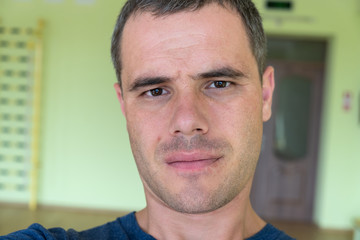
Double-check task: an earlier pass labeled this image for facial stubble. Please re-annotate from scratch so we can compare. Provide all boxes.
[129,132,261,214]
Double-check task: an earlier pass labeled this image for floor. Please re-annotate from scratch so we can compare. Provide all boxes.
[270,220,353,240]
[0,204,354,240]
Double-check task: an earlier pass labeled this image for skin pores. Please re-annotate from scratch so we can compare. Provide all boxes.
[115,4,273,214]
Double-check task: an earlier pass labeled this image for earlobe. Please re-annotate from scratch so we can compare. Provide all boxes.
[262,66,275,122]
[114,83,126,116]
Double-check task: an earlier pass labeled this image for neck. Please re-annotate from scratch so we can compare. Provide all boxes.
[136,183,266,240]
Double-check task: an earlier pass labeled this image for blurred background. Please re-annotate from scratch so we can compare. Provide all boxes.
[0,0,359,239]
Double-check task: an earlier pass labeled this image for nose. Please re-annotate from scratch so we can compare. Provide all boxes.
[169,92,209,137]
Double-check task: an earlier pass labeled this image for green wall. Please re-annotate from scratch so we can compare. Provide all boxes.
[1,0,359,230]
[0,0,145,211]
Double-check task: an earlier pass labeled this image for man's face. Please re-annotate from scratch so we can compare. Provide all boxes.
[116,4,274,214]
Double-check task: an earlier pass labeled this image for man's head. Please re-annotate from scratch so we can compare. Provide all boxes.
[112,1,274,214]
[111,0,267,90]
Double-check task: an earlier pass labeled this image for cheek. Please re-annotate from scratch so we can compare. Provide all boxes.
[216,96,263,147]
[214,94,262,127]
[126,110,164,153]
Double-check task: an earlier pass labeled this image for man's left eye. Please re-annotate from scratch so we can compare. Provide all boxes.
[209,81,231,88]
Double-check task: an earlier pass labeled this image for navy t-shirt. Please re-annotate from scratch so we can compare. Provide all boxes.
[1,212,295,239]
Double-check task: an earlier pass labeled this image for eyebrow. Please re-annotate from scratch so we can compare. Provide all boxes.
[128,76,170,92]
[195,67,247,80]
[128,66,247,92]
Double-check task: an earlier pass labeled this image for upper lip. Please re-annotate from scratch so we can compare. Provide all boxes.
[164,152,221,164]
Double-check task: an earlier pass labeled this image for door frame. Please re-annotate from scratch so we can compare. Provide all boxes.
[250,35,330,223]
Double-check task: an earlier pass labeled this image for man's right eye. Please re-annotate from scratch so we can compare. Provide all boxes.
[145,88,165,97]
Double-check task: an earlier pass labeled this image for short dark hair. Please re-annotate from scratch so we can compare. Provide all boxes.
[111,0,267,89]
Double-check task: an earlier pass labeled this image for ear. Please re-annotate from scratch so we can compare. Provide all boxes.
[262,66,275,122]
[114,83,126,116]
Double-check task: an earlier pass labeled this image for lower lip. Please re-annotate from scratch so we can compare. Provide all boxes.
[168,158,219,170]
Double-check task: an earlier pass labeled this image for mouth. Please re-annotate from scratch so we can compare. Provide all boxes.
[165,152,222,170]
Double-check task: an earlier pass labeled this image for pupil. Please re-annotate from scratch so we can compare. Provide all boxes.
[215,81,226,88]
[151,88,162,96]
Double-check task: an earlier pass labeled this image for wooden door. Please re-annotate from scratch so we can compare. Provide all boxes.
[250,39,326,222]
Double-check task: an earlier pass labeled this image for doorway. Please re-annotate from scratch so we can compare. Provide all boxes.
[250,37,327,222]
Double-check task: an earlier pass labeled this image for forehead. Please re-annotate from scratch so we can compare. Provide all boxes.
[121,3,255,85]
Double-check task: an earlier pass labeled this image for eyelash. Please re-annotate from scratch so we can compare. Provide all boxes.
[208,81,232,89]
[142,81,232,98]
[144,88,169,97]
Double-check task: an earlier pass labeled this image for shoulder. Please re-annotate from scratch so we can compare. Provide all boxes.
[1,217,124,240]
[0,223,74,240]
[246,224,296,240]
[1,212,154,240]
[73,212,154,240]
